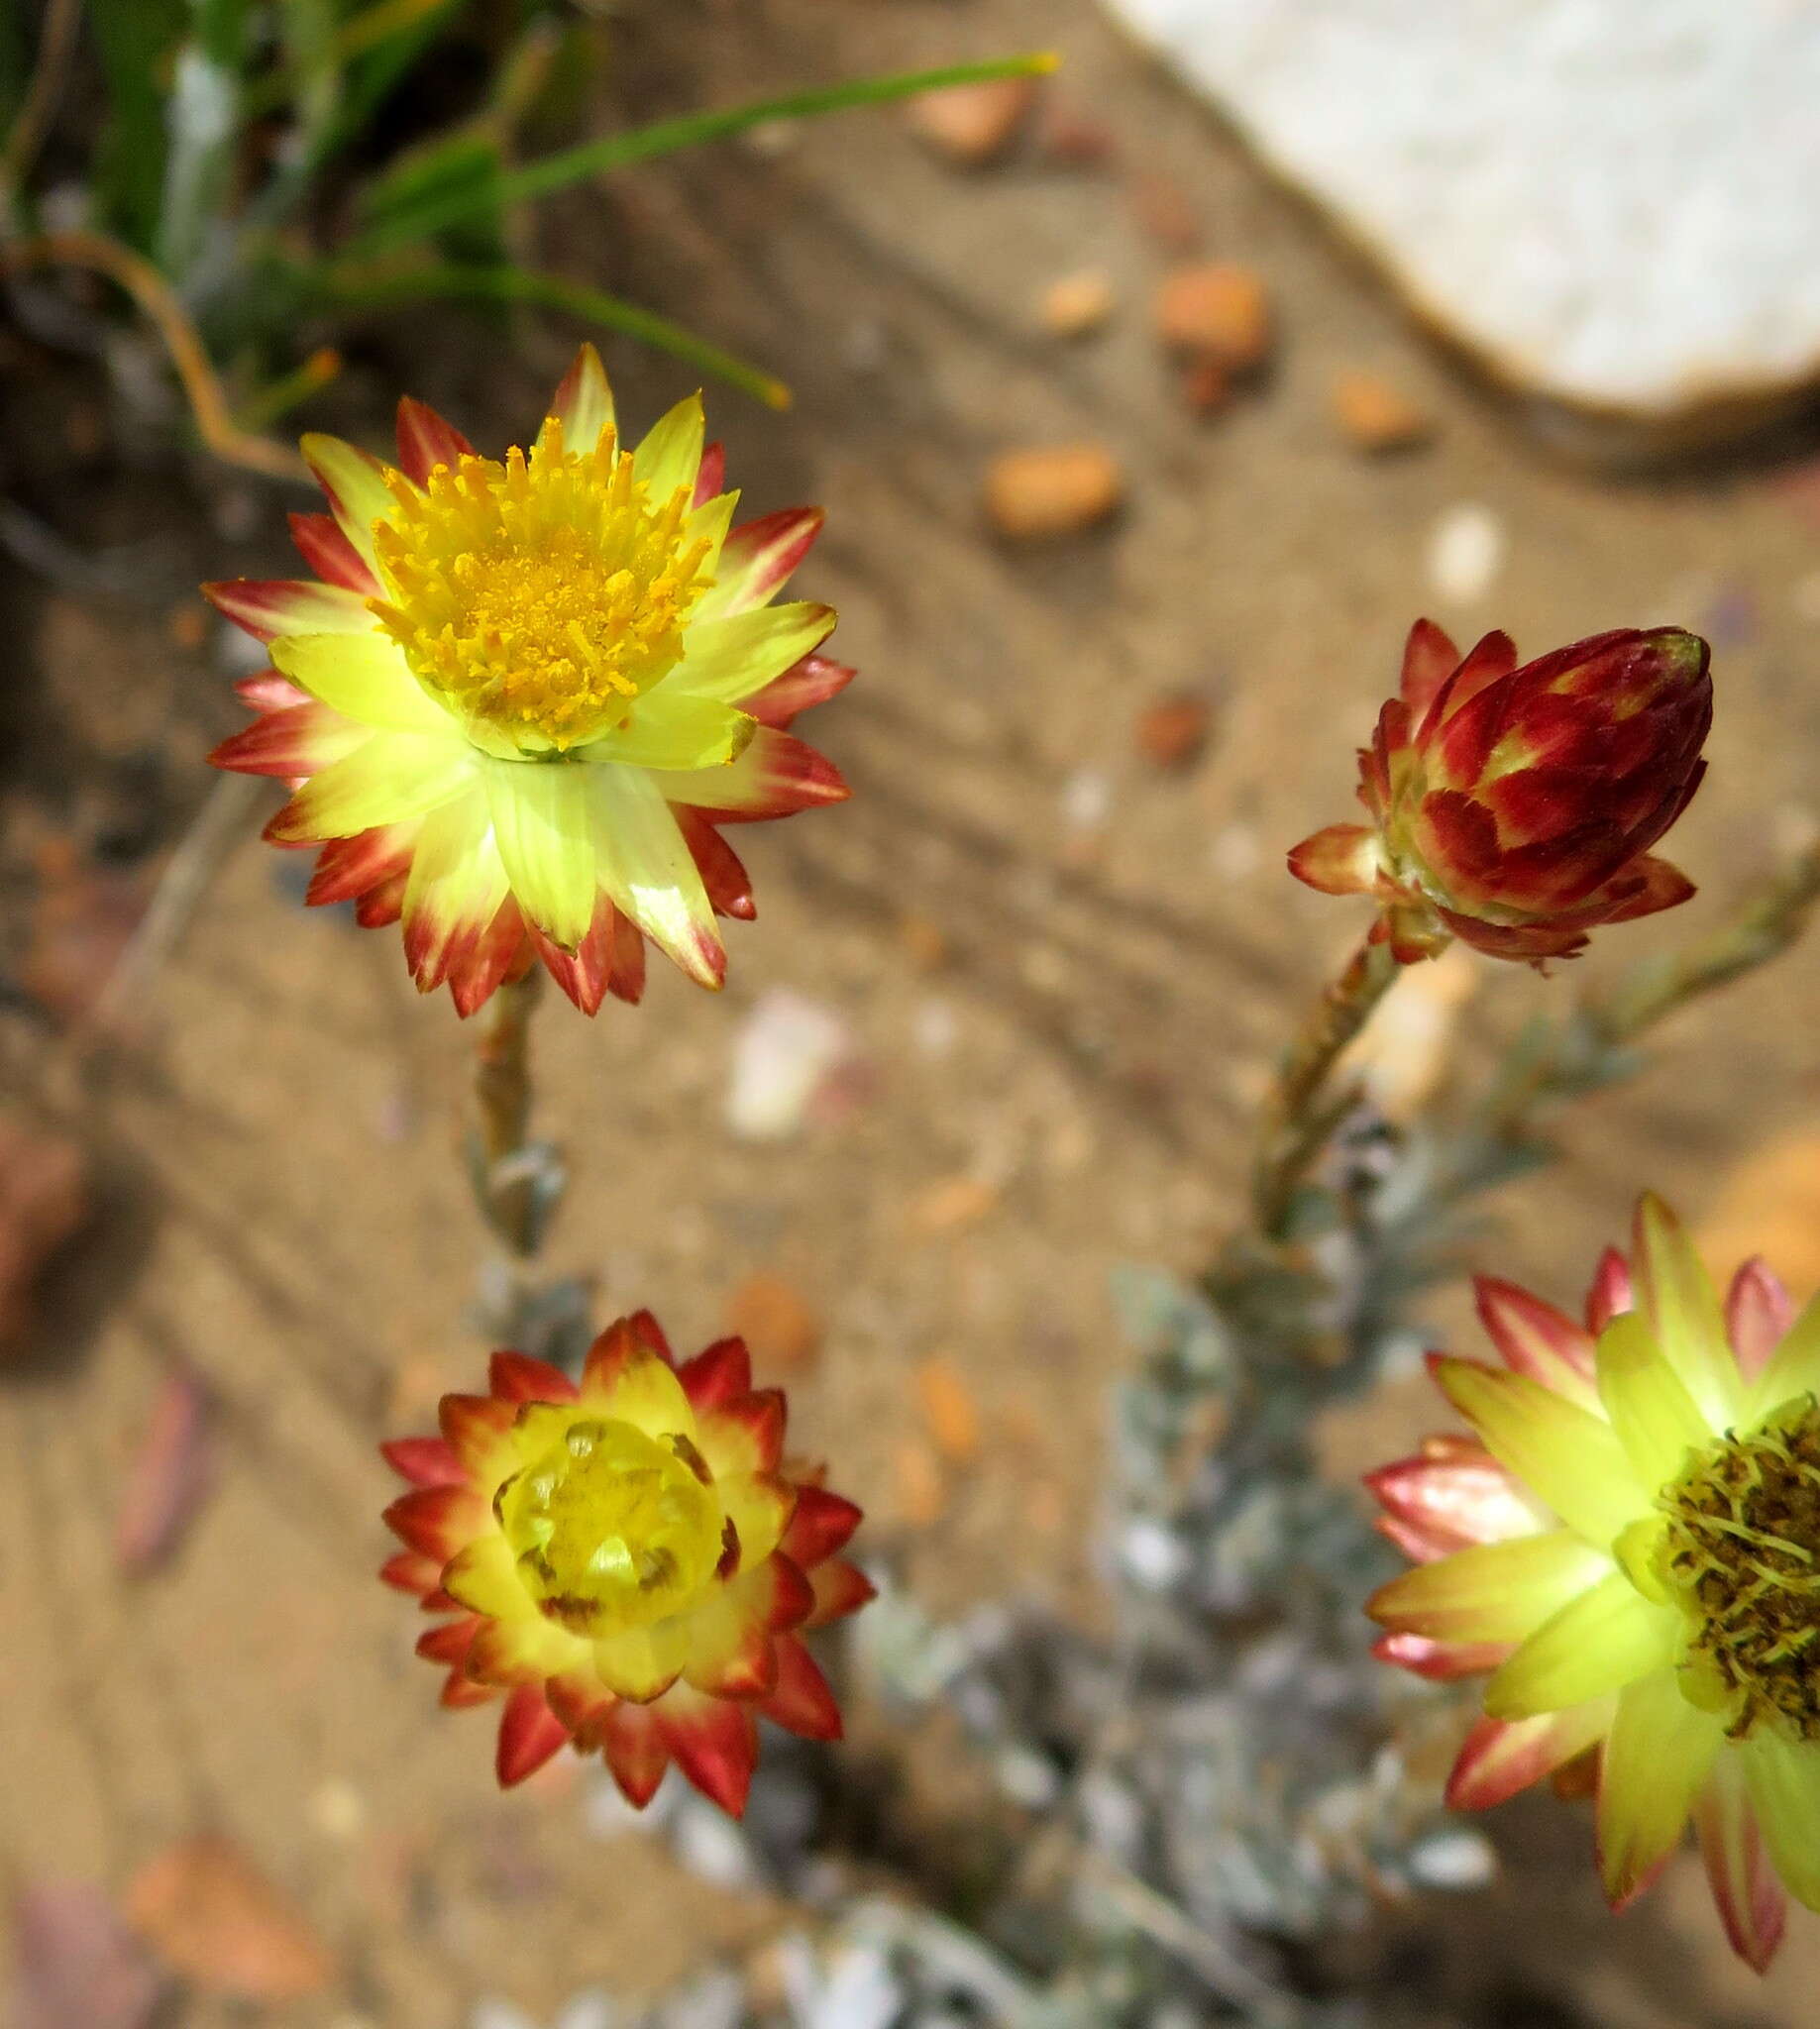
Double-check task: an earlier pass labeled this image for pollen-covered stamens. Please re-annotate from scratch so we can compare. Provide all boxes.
[495,1406,723,1637]
[370,419,713,754]
[1659,1398,1820,1740]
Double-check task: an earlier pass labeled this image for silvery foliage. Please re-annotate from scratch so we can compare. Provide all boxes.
[617,1113,1496,2026]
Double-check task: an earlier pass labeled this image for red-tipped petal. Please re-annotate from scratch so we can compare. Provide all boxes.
[288,509,379,594]
[676,808,757,919]
[676,1337,752,1412]
[488,1351,579,1404]
[1585,1246,1635,1333]
[446,904,533,1018]
[210,700,367,780]
[714,507,826,617]
[379,1549,443,1595]
[1725,1258,1795,1381]
[1371,1631,1508,1681]
[701,1390,786,1474]
[781,1485,862,1567]
[395,397,476,484]
[678,729,848,822]
[1473,1276,1598,1400]
[759,1635,842,1741]
[235,672,311,714]
[1401,617,1463,721]
[203,577,374,644]
[383,1484,485,1557]
[1695,1759,1787,1974]
[305,826,416,908]
[380,1436,467,1488]
[416,1616,482,1666]
[745,652,856,730]
[1364,1446,1539,1558]
[662,1692,758,1817]
[693,441,726,506]
[530,898,621,1016]
[805,1557,876,1629]
[1286,823,1379,897]
[495,1684,571,1787]
[1447,1704,1611,1811]
[625,1309,674,1359]
[439,1393,517,1475]
[1423,629,1518,745]
[599,1702,670,1807]
[443,1669,498,1709]
[580,1316,654,1396]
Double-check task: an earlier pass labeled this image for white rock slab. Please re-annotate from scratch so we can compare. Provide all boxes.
[1104,0,1820,428]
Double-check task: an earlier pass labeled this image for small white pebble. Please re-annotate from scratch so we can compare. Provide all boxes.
[307,1777,366,1841]
[913,998,957,1057]
[1426,501,1507,605]
[1208,821,1260,883]
[1061,767,1114,834]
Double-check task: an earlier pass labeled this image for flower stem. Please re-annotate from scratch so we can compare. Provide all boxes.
[1251,935,1402,1239]
[471,970,544,1259]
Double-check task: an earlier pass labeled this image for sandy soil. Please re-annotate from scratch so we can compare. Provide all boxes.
[6,1,1820,2022]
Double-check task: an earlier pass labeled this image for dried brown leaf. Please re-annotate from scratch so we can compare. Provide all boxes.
[125,1836,333,2000]
[14,1882,162,2029]
[115,1364,214,1574]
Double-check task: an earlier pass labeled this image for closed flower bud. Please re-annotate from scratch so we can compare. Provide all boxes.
[1289,620,1712,963]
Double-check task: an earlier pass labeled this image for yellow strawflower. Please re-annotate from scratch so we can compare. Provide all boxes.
[206,348,850,1014]
[1369,1196,1820,1969]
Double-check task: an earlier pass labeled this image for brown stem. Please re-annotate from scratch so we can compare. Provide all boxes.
[472,970,543,1257]
[1251,934,1403,1239]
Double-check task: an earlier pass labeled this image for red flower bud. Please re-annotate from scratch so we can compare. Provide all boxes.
[1289,619,1711,963]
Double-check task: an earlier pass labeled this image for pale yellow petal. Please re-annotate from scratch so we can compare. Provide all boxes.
[581,696,755,772]
[269,632,453,734]
[539,343,615,458]
[1598,1667,1723,1905]
[482,758,597,949]
[442,1532,533,1621]
[1435,1357,1646,1548]
[586,765,723,988]
[632,393,705,505]
[590,1345,696,1444]
[1742,1730,1820,1909]
[1369,1530,1611,1645]
[301,432,400,570]
[1596,1311,1711,1491]
[1746,1291,1820,1427]
[268,729,474,840]
[1634,1193,1743,1429]
[670,604,838,707]
[1485,1571,1678,1719]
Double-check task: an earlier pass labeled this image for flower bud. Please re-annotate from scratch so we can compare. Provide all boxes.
[1289,620,1712,962]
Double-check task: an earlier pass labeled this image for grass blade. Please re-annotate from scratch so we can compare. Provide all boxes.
[348,50,1059,255]
[319,259,792,407]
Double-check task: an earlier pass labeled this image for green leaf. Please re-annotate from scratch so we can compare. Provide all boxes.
[358,129,507,264]
[158,0,257,280]
[346,50,1059,255]
[88,0,187,253]
[316,258,792,408]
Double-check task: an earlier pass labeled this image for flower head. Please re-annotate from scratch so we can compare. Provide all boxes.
[380,1311,873,1814]
[1368,1197,1820,1969]
[207,348,852,1014]
[1289,620,1711,964]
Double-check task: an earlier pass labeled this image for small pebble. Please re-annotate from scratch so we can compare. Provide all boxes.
[1039,268,1115,339]
[1134,694,1212,769]
[1153,262,1271,370]
[1331,369,1432,452]
[984,444,1124,539]
[725,1272,823,1371]
[915,1354,982,1461]
[1426,501,1506,604]
[906,77,1038,165]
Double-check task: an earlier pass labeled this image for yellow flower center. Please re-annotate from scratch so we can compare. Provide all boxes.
[370,419,713,755]
[1659,1399,1820,1740]
[495,1406,724,1637]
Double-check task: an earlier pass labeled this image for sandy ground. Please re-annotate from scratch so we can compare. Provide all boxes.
[7,1,1820,2022]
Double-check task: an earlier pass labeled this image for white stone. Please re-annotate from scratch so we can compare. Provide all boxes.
[1102,0,1820,422]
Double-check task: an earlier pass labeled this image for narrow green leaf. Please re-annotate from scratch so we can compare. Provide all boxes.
[88,0,187,253]
[347,50,1059,255]
[318,259,792,408]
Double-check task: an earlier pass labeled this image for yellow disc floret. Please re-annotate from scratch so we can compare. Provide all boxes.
[495,1403,724,1637]
[370,418,713,754]
[1659,1398,1820,1741]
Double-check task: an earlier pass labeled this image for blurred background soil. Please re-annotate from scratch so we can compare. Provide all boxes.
[7,1,1820,2022]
